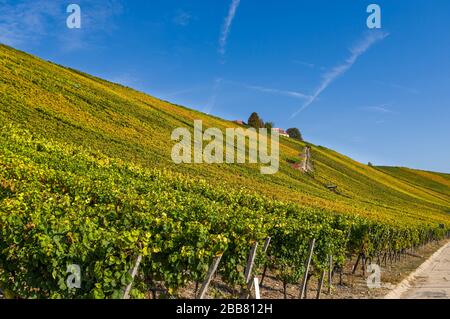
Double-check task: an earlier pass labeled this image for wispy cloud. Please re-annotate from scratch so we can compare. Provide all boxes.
[360,103,395,114]
[107,73,139,88]
[290,31,389,119]
[351,136,366,144]
[0,0,123,51]
[162,86,207,99]
[0,0,60,46]
[246,84,311,100]
[173,10,192,27]
[374,81,420,95]
[227,80,311,100]
[218,0,241,57]
[203,78,223,115]
[293,60,315,69]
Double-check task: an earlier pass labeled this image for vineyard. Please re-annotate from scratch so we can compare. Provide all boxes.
[1,44,450,225]
[0,125,448,298]
[0,44,450,299]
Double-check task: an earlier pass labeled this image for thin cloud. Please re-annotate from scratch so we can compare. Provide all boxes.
[246,85,311,100]
[360,104,395,114]
[293,60,315,69]
[163,86,207,99]
[375,81,420,95]
[351,136,366,144]
[0,0,60,46]
[0,0,123,51]
[203,78,223,115]
[108,73,139,88]
[218,0,241,57]
[227,81,311,100]
[290,31,389,119]
[173,10,192,27]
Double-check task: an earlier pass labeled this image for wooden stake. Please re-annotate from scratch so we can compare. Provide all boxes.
[262,237,271,253]
[260,264,268,286]
[361,254,366,277]
[352,253,361,274]
[123,254,142,299]
[304,274,312,299]
[259,237,272,286]
[327,255,333,294]
[194,281,199,294]
[245,242,259,284]
[316,270,326,299]
[197,254,223,299]
[299,238,316,299]
[242,242,259,299]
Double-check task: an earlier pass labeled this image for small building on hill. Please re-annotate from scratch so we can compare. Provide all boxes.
[272,128,290,138]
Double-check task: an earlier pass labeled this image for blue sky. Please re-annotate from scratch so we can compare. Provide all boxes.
[1,0,449,173]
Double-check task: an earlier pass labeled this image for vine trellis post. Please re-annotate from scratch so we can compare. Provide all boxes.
[241,242,259,299]
[259,237,272,286]
[299,238,316,299]
[327,254,333,295]
[123,254,142,299]
[197,254,223,299]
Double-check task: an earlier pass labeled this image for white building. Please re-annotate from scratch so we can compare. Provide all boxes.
[272,128,290,138]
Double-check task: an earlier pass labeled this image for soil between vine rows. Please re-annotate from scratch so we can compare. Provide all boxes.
[175,240,448,299]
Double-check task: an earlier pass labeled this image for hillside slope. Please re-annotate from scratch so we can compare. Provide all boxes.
[0,44,449,227]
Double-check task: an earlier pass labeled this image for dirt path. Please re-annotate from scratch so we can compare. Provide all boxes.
[385,241,450,299]
[301,146,312,172]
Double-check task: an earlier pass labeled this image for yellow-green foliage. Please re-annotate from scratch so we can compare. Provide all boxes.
[1,44,450,298]
[0,43,449,228]
[0,125,446,298]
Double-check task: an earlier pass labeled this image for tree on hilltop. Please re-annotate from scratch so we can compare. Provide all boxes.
[248,112,262,129]
[287,128,303,141]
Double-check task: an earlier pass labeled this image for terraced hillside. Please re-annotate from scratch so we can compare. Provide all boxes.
[0,44,449,225]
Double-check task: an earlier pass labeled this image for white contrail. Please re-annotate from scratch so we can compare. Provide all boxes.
[219,0,241,56]
[290,31,389,119]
